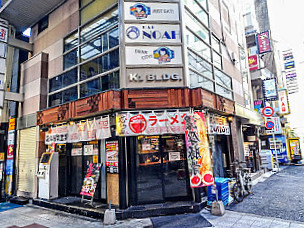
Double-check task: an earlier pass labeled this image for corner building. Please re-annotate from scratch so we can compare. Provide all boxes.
[8,0,259,212]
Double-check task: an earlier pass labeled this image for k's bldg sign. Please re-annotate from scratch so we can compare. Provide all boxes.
[124,2,180,21]
[125,24,181,44]
[126,68,184,88]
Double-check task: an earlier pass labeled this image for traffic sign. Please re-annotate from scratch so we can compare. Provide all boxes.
[262,106,274,117]
[265,121,275,129]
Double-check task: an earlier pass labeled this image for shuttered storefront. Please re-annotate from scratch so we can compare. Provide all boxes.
[17,127,37,197]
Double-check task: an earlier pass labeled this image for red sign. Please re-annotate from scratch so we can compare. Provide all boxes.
[248,55,258,71]
[129,114,147,134]
[7,145,14,160]
[262,106,274,117]
[257,31,271,54]
[265,121,275,129]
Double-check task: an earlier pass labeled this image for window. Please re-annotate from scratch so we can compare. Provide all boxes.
[184,1,209,26]
[64,49,78,70]
[64,32,78,52]
[188,51,213,79]
[214,68,232,89]
[212,36,221,53]
[49,86,78,107]
[186,30,211,62]
[213,52,222,69]
[190,70,214,92]
[38,16,48,34]
[49,68,78,93]
[80,0,117,25]
[222,2,231,32]
[215,84,233,99]
[185,11,209,43]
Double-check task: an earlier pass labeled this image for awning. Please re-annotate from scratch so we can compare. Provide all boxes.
[0,0,66,32]
[235,103,263,126]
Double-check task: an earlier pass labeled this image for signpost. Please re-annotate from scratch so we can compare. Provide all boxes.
[262,106,274,117]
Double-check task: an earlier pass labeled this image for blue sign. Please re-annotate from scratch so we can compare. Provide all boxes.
[262,78,278,101]
[266,121,274,129]
[269,135,289,163]
[153,47,175,64]
[284,61,295,70]
[6,159,13,175]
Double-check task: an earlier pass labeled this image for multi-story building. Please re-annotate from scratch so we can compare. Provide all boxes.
[0,0,262,215]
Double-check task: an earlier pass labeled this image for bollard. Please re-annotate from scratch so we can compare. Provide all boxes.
[103,200,116,225]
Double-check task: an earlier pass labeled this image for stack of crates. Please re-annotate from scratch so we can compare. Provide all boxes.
[207,177,229,206]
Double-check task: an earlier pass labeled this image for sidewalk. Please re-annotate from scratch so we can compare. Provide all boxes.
[201,209,304,228]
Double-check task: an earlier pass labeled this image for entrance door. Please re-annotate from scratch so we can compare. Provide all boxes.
[135,135,191,204]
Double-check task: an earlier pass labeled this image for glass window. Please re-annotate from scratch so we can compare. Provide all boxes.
[214,68,232,89]
[49,68,78,93]
[212,36,221,53]
[108,27,119,49]
[64,49,78,70]
[80,9,118,43]
[38,16,48,34]
[190,70,214,92]
[215,84,233,100]
[188,51,213,79]
[185,11,209,43]
[64,32,78,52]
[184,4,209,27]
[186,30,211,62]
[197,0,208,10]
[49,92,62,107]
[80,37,102,62]
[62,86,78,104]
[213,52,222,69]
[80,77,102,98]
[102,33,109,52]
[80,0,117,25]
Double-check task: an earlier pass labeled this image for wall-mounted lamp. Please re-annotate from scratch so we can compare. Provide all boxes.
[227,116,234,122]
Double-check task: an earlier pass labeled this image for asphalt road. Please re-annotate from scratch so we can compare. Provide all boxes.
[228,165,304,222]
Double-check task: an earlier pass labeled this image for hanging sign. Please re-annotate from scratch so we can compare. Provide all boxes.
[124,2,180,21]
[45,125,68,145]
[262,106,274,117]
[265,117,282,134]
[256,30,271,54]
[248,55,258,71]
[278,90,290,115]
[254,100,264,112]
[262,78,278,101]
[265,121,274,130]
[207,114,230,135]
[116,111,187,136]
[185,112,214,188]
[80,163,102,197]
[106,141,119,174]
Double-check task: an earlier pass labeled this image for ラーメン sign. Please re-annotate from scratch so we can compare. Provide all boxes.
[124,2,180,21]
[116,111,188,136]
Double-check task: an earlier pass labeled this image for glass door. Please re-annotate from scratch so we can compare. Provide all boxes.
[162,135,191,200]
[70,143,83,195]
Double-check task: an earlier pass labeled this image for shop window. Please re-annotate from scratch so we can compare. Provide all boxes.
[80,0,117,25]
[185,11,209,43]
[188,50,213,79]
[190,70,214,92]
[38,16,48,34]
[186,30,211,62]
[63,49,78,70]
[64,32,79,52]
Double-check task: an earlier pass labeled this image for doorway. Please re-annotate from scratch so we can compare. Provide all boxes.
[132,135,192,205]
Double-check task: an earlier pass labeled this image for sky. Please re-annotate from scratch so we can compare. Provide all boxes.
[267,0,304,141]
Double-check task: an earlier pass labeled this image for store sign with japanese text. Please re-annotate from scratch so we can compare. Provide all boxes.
[185,112,214,188]
[125,24,181,44]
[45,116,111,144]
[278,90,290,115]
[125,46,182,65]
[286,71,297,79]
[248,55,258,71]
[284,61,295,70]
[116,111,188,136]
[262,78,278,101]
[256,31,271,54]
[126,68,184,88]
[80,163,102,197]
[254,100,264,113]
[0,25,8,43]
[124,2,179,21]
[106,141,119,174]
[207,114,230,135]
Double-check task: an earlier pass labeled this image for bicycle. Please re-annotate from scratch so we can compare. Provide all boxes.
[230,161,253,202]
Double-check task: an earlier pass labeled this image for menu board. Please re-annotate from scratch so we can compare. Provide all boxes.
[106,141,119,173]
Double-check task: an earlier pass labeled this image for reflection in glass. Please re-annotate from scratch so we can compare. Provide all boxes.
[190,70,214,92]
[216,84,233,100]
[64,32,78,52]
[62,87,78,103]
[188,51,213,79]
[64,49,78,70]
[215,68,232,88]
[185,11,209,43]
[49,68,78,93]
[186,30,211,62]
[80,37,102,62]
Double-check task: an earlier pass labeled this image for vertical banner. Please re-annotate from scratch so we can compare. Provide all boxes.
[256,31,271,54]
[278,90,290,115]
[106,141,119,173]
[5,117,15,195]
[185,112,214,188]
[80,163,102,197]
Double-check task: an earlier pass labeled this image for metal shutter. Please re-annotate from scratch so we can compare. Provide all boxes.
[17,127,36,195]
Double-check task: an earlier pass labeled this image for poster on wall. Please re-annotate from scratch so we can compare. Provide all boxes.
[289,138,301,160]
[125,46,183,65]
[106,141,119,174]
[256,30,271,54]
[80,163,102,197]
[262,78,278,101]
[116,111,188,136]
[185,112,214,188]
[124,2,180,21]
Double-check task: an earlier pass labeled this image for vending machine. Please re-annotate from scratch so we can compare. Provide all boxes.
[37,152,59,199]
[288,138,302,162]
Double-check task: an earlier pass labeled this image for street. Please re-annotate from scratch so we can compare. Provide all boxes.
[1,165,304,228]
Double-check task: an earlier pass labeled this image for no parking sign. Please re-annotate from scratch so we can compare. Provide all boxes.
[262,106,274,117]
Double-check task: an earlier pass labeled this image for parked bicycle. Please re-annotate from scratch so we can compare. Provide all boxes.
[229,161,253,202]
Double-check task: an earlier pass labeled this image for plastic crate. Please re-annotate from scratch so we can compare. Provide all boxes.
[207,191,229,201]
[207,177,229,201]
